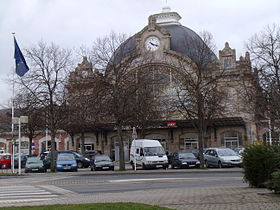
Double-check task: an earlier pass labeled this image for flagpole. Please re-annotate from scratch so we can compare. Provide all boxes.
[11,32,15,174]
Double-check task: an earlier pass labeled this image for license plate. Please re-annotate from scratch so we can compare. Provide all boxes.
[189,165,195,167]
[156,165,162,168]
[102,166,109,169]
[32,168,39,171]
[182,162,187,164]
[64,167,70,170]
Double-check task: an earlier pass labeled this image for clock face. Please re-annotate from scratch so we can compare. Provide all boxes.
[145,36,160,51]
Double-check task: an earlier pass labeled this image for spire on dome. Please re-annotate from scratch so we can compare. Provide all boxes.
[151,2,181,26]
[162,0,171,13]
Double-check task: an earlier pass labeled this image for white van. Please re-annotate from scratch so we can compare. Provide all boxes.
[130,139,168,169]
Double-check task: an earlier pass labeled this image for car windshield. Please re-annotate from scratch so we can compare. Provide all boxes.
[179,153,196,159]
[95,155,111,162]
[144,147,165,156]
[217,149,237,156]
[27,157,41,164]
[57,154,75,161]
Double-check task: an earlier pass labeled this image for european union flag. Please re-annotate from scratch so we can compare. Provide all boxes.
[14,37,29,77]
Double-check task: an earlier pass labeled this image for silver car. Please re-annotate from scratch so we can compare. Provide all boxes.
[204,148,242,168]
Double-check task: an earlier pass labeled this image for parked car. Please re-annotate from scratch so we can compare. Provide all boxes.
[130,139,168,170]
[233,147,245,155]
[72,152,91,168]
[170,151,200,169]
[0,153,11,169]
[84,150,102,160]
[25,156,46,173]
[204,148,242,168]
[43,151,90,169]
[90,155,114,171]
[14,154,29,168]
[56,153,77,172]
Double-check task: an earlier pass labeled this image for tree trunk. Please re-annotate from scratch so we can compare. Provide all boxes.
[28,135,32,155]
[80,131,85,155]
[70,132,75,151]
[117,124,125,170]
[197,92,205,168]
[50,130,56,172]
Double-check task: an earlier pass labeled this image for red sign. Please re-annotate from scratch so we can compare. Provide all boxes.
[167,122,177,127]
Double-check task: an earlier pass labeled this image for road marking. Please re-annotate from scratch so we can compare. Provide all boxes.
[0,198,52,204]
[0,185,59,204]
[109,177,242,183]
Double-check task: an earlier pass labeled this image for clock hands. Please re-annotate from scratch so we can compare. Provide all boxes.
[149,41,159,47]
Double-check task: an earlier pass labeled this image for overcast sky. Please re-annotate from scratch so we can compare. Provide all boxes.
[0,0,279,107]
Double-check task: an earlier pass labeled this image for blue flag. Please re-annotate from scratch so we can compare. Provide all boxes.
[14,37,29,77]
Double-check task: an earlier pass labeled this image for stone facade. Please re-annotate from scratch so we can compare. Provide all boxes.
[1,7,266,159]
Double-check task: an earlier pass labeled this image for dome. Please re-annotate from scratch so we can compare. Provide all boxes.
[107,8,217,71]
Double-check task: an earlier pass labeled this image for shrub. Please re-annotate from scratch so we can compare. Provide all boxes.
[242,145,280,188]
[265,170,280,193]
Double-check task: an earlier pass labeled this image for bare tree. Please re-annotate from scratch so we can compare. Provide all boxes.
[13,92,44,154]
[65,60,106,155]
[246,24,280,143]
[16,41,72,172]
[88,31,159,170]
[171,31,226,167]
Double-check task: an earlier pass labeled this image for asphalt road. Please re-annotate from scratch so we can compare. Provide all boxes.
[57,171,245,194]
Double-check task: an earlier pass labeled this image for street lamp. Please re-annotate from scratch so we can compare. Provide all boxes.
[12,116,28,175]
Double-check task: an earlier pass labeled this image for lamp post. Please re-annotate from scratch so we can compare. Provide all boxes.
[12,116,28,175]
[132,127,137,171]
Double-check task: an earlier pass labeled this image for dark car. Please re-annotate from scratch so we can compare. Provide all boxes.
[14,154,36,168]
[84,150,102,160]
[25,156,46,173]
[43,151,90,169]
[170,152,200,169]
[90,155,114,171]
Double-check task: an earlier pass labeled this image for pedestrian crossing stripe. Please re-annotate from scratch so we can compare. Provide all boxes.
[0,186,59,204]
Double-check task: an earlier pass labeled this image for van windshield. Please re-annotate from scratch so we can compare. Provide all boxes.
[144,147,165,156]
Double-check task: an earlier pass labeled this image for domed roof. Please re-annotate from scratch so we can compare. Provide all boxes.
[161,24,218,63]
[107,8,217,70]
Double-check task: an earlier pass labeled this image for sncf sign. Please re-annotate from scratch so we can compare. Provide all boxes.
[167,122,177,127]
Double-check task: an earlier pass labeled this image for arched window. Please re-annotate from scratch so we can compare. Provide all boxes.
[179,133,198,150]
[220,131,242,149]
[262,131,280,144]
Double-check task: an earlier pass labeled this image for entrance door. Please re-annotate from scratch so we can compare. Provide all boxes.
[224,137,239,149]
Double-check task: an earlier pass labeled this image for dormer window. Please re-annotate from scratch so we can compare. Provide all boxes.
[224,58,232,68]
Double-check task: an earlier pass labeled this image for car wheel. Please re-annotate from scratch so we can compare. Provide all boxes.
[171,164,175,169]
[205,160,209,168]
[77,162,83,168]
[132,163,135,170]
[163,165,167,170]
[218,161,222,168]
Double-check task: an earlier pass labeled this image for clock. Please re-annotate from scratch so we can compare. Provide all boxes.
[145,36,160,51]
